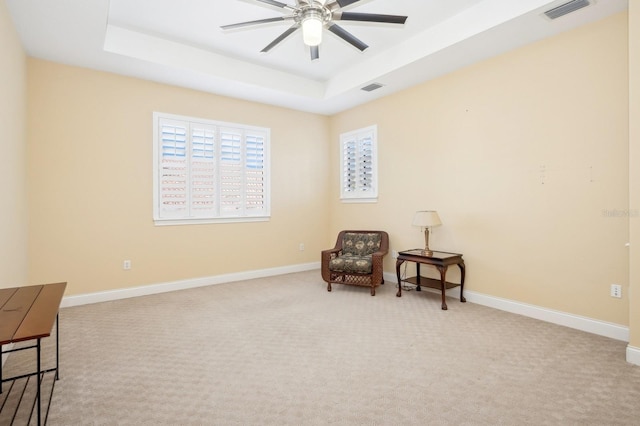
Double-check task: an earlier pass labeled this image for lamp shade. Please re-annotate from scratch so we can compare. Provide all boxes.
[302,17,323,46]
[412,210,442,228]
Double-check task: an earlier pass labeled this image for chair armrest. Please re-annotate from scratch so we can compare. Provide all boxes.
[370,250,387,285]
[321,248,342,259]
[371,248,388,259]
[370,250,386,264]
[321,248,342,282]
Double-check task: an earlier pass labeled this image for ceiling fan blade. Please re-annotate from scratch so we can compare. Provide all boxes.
[261,24,300,52]
[310,45,319,61]
[221,16,291,30]
[327,23,368,51]
[336,12,408,25]
[336,0,361,7]
[326,0,361,11]
[255,0,295,10]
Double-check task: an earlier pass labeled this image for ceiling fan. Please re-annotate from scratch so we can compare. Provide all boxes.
[221,0,408,60]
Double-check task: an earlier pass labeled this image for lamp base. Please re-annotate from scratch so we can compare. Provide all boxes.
[422,228,433,256]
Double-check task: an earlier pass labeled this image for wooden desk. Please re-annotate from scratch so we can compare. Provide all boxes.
[395,250,465,310]
[1,282,66,425]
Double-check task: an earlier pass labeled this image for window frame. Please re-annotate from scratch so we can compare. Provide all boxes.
[153,112,270,226]
[339,125,378,203]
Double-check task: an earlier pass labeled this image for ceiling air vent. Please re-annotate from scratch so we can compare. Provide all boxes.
[361,83,384,92]
[544,0,591,20]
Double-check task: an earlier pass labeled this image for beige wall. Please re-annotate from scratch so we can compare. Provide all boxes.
[330,13,630,326]
[0,1,28,287]
[629,1,640,349]
[26,60,330,296]
[13,7,637,337]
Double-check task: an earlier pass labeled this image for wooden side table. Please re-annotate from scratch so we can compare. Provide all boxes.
[1,282,66,425]
[395,249,465,310]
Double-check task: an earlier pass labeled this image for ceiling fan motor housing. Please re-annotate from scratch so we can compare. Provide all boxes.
[295,2,332,25]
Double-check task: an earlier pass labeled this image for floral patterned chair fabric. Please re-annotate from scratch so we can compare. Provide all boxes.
[328,232,381,274]
[321,230,389,296]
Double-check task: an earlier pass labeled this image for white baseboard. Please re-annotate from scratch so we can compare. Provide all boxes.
[627,345,640,366]
[384,271,629,342]
[61,267,629,345]
[61,262,320,308]
[464,290,629,342]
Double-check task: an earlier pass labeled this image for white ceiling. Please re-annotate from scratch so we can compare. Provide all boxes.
[5,0,628,115]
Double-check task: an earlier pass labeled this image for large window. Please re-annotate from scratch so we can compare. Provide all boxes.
[153,112,270,225]
[340,125,378,202]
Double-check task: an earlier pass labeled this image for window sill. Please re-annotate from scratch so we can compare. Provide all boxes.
[340,197,378,204]
[154,216,270,226]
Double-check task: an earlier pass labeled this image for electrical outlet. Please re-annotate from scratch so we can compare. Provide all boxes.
[392,250,398,258]
[299,243,305,251]
[123,260,131,270]
[611,284,622,298]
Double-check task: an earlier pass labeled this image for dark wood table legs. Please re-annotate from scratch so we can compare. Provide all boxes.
[395,250,466,310]
[396,258,404,298]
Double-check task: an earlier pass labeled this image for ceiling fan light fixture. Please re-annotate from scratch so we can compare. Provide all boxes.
[302,15,323,46]
[221,0,408,60]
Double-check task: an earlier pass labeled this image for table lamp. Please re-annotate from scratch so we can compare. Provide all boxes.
[412,210,442,255]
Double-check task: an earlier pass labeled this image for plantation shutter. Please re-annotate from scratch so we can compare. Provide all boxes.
[342,138,358,194]
[190,123,216,218]
[220,129,243,216]
[245,132,266,214]
[358,132,374,193]
[340,125,377,201]
[154,112,270,224]
[159,119,189,218]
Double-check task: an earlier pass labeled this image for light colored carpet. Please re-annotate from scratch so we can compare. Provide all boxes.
[2,270,639,425]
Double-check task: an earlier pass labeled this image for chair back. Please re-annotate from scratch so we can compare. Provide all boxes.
[340,231,384,256]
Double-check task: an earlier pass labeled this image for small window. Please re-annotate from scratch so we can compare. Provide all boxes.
[153,112,270,225]
[340,125,378,203]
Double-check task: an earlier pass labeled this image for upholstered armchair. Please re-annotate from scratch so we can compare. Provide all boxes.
[321,230,389,296]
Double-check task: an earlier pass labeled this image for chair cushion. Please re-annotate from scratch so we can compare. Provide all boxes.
[341,232,382,256]
[329,253,373,274]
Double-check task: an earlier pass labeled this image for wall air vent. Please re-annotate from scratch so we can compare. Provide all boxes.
[544,0,591,20]
[361,83,384,92]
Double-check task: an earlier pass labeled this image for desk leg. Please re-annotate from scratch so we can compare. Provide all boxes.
[458,261,466,303]
[0,344,3,394]
[395,258,404,297]
[37,338,42,425]
[437,266,448,310]
[56,313,60,380]
[415,263,421,291]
